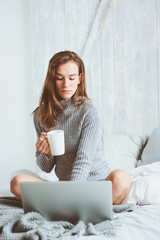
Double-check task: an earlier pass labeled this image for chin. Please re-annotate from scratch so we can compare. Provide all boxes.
[60,94,72,99]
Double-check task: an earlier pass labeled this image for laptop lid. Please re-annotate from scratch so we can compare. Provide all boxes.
[20,181,113,224]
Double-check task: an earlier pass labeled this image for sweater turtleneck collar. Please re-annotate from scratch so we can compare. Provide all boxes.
[56,96,83,113]
[59,98,71,105]
[56,97,74,113]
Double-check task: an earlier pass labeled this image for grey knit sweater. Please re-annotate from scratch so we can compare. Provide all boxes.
[33,98,111,181]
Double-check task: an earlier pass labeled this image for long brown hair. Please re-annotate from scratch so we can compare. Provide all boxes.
[33,50,89,130]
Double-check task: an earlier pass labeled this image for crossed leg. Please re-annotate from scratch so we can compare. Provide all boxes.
[10,169,130,205]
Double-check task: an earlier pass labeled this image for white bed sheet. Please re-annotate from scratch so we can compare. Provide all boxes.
[71,205,160,240]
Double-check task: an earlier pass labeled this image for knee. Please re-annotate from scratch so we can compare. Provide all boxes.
[107,169,130,204]
[108,169,130,193]
[10,175,25,196]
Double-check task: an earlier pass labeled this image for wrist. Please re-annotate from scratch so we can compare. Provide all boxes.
[46,153,52,157]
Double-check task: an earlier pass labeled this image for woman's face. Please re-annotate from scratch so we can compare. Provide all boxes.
[55,62,81,99]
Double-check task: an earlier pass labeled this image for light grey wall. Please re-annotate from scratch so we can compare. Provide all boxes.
[0,0,36,186]
[31,0,160,138]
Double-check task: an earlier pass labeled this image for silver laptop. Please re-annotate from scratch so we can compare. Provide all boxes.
[20,181,113,224]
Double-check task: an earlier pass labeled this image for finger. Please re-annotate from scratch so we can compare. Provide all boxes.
[36,132,47,145]
[36,140,42,148]
[36,139,47,151]
[41,132,47,137]
[36,135,48,146]
[42,145,49,154]
[45,145,51,154]
[41,143,50,154]
[41,146,46,154]
[38,141,47,152]
[40,136,47,142]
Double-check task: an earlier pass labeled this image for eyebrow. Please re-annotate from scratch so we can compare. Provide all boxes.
[56,73,77,77]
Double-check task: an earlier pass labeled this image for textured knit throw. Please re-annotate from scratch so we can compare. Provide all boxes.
[0,197,136,240]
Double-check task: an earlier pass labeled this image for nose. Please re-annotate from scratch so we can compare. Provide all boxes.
[63,78,69,87]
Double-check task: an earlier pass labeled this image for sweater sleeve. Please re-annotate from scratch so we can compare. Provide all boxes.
[33,110,55,173]
[70,105,102,181]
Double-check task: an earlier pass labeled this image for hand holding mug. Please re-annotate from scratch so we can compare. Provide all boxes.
[36,130,65,157]
[36,132,52,157]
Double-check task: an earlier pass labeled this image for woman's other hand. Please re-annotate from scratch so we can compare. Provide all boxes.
[35,132,52,157]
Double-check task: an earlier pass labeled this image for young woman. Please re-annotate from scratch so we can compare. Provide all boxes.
[10,50,130,204]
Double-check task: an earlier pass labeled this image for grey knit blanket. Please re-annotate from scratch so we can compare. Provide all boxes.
[0,197,136,240]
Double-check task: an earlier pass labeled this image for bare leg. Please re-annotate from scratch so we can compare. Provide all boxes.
[105,169,130,205]
[10,174,46,199]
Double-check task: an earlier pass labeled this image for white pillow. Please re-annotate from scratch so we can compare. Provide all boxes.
[101,134,143,173]
[125,162,160,205]
[138,128,160,166]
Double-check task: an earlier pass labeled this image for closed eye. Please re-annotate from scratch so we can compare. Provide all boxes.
[56,78,75,81]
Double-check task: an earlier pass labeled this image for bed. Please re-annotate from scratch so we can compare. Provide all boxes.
[0,129,160,240]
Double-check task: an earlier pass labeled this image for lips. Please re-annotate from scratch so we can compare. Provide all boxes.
[62,90,72,93]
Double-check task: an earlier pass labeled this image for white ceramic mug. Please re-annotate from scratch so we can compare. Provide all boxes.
[45,130,65,156]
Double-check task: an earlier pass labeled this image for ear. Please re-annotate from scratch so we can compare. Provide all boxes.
[78,73,82,84]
